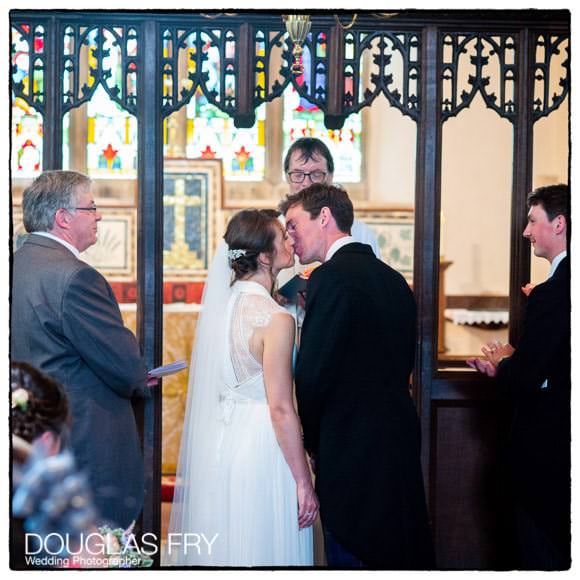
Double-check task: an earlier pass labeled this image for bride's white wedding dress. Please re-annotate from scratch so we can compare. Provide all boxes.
[164,276,312,567]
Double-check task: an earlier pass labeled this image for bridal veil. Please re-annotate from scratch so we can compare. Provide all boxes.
[163,241,231,565]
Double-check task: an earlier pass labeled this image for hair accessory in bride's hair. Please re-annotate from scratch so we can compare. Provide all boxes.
[227,248,247,261]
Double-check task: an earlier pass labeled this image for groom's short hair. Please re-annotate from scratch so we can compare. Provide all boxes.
[279,183,354,234]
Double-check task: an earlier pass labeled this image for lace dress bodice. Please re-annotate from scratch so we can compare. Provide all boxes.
[225,281,289,400]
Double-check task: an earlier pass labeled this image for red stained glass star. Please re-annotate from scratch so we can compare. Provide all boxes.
[234,145,251,165]
[201,145,216,159]
[102,143,118,162]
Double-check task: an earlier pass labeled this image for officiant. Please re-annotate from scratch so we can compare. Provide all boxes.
[11,170,150,528]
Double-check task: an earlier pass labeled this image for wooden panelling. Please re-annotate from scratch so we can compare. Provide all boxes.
[446,295,509,310]
[431,402,516,569]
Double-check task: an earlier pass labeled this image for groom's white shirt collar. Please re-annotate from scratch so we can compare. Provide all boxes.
[325,235,355,262]
[32,231,80,258]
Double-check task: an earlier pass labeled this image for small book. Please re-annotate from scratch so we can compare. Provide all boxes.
[278,274,308,303]
[148,359,188,378]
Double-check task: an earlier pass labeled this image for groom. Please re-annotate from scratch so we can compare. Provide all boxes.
[280,183,434,568]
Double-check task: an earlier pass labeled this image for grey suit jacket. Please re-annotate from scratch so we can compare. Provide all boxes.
[11,234,148,527]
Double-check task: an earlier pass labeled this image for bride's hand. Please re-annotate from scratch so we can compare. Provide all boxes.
[297,479,319,529]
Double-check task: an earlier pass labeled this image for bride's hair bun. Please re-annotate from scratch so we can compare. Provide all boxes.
[224,209,281,282]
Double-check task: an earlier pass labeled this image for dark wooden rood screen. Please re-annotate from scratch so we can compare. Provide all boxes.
[10,9,570,568]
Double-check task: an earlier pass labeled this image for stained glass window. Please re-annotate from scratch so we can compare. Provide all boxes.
[164,35,265,182]
[85,84,138,178]
[82,28,138,178]
[282,43,363,183]
[184,98,266,181]
[12,97,43,178]
[11,26,44,178]
[12,24,45,104]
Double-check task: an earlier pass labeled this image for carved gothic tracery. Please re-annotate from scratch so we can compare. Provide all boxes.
[532,34,569,121]
[161,26,237,118]
[12,23,47,113]
[10,14,570,129]
[252,26,330,110]
[61,24,139,116]
[343,31,421,121]
[441,33,517,123]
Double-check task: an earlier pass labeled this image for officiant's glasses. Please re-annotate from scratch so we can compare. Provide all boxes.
[287,170,327,184]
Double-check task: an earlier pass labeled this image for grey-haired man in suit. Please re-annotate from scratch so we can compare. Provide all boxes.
[11,170,149,528]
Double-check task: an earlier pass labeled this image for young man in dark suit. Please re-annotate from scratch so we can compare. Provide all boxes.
[468,184,570,569]
[280,183,434,568]
[11,170,150,528]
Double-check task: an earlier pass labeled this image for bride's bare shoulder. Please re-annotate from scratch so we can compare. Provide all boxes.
[266,310,295,339]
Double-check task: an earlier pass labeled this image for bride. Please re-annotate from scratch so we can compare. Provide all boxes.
[164,209,318,566]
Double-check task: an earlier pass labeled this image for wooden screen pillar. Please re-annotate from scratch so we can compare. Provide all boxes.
[509,27,534,345]
[136,19,163,566]
[43,14,62,170]
[413,24,442,496]
[233,23,255,128]
[324,23,345,129]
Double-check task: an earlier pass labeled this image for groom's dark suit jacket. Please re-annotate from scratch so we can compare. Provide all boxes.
[496,256,570,563]
[11,234,148,527]
[296,242,433,568]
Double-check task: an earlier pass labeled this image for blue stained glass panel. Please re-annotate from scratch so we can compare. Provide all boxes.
[185,205,202,254]
[164,206,175,250]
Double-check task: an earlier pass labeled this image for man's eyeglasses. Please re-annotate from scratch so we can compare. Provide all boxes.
[287,171,327,184]
[73,203,98,212]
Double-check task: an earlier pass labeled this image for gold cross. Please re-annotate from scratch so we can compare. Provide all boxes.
[163,175,204,269]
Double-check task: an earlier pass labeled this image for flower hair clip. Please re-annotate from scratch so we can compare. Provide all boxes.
[227,249,247,261]
[11,388,29,412]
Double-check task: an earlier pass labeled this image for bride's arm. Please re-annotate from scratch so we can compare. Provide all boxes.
[262,312,319,529]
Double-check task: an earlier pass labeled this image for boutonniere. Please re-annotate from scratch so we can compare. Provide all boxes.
[11,388,29,412]
[521,283,535,297]
[299,265,319,280]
